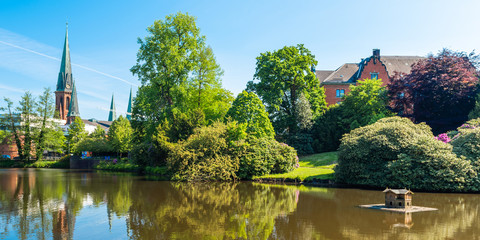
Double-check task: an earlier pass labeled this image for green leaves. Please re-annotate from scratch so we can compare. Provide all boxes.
[226,91,274,139]
[108,115,133,156]
[248,44,326,136]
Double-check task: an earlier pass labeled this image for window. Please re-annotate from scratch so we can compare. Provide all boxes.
[399,202,402,207]
[336,89,345,98]
[371,72,379,79]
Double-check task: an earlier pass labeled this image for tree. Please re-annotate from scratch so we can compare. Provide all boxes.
[130,12,204,138]
[341,78,393,130]
[35,88,55,161]
[91,125,106,140]
[44,126,66,156]
[67,117,86,153]
[130,12,233,140]
[108,116,133,157]
[226,91,275,139]
[468,91,480,120]
[389,49,479,133]
[247,44,327,137]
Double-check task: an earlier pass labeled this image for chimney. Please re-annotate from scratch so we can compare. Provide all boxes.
[373,49,380,58]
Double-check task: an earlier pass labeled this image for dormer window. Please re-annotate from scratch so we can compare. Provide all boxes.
[371,72,379,80]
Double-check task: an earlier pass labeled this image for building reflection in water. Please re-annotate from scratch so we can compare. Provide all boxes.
[383,212,413,229]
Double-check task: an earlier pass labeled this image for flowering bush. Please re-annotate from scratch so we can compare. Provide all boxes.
[435,133,451,143]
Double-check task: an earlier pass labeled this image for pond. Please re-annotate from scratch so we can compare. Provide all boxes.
[0,168,479,239]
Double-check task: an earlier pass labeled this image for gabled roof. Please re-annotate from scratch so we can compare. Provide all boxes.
[316,70,334,83]
[322,63,359,84]
[381,56,425,76]
[383,188,414,195]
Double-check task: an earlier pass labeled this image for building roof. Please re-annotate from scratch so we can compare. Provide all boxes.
[108,94,116,121]
[315,70,334,83]
[380,56,425,76]
[67,80,80,117]
[322,63,359,84]
[56,24,73,92]
[383,188,414,195]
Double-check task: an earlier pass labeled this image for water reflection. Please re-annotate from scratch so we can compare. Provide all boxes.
[0,169,480,239]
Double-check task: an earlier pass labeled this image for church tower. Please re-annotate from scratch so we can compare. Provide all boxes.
[66,80,80,124]
[55,24,78,122]
[126,87,133,120]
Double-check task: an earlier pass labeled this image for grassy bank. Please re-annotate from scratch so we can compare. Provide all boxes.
[254,151,337,182]
[94,161,169,178]
[0,156,70,169]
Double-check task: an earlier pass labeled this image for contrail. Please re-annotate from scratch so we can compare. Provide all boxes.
[0,40,138,87]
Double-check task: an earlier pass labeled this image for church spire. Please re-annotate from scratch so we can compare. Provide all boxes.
[108,93,116,121]
[126,87,133,120]
[66,80,80,124]
[56,23,73,92]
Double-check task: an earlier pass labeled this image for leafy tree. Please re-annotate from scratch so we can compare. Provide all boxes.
[35,88,55,161]
[226,91,274,138]
[108,116,133,157]
[389,49,479,133]
[44,126,66,155]
[468,92,480,120]
[91,125,106,140]
[247,44,327,137]
[130,12,232,140]
[295,93,313,131]
[67,117,86,153]
[340,78,393,130]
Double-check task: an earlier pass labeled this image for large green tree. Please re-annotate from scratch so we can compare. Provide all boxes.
[226,91,274,139]
[247,44,327,137]
[131,12,232,140]
[107,115,133,157]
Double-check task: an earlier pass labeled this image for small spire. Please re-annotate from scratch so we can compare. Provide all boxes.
[108,93,116,121]
[67,80,80,122]
[126,87,133,120]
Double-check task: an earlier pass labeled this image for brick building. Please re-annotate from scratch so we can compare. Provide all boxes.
[317,49,424,105]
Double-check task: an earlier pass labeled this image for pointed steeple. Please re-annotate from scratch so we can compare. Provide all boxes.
[126,87,133,120]
[108,93,116,121]
[56,23,73,92]
[66,80,80,124]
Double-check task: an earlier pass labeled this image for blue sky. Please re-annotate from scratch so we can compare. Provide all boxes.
[1,0,480,120]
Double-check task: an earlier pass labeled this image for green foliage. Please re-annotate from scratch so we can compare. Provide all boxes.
[236,137,297,179]
[130,12,233,142]
[312,79,393,153]
[107,115,133,156]
[74,137,113,155]
[247,44,327,136]
[451,128,480,172]
[67,117,87,153]
[131,142,166,167]
[167,121,242,181]
[95,161,141,172]
[340,78,394,130]
[0,130,9,144]
[336,117,476,191]
[35,88,56,161]
[44,126,66,154]
[226,91,274,138]
[91,125,106,139]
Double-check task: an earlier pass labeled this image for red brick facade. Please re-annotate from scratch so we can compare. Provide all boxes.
[323,84,353,106]
[358,56,390,87]
[0,137,19,159]
[55,91,72,121]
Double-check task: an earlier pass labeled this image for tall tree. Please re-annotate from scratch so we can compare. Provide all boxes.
[130,12,204,136]
[247,44,327,136]
[130,12,232,140]
[0,98,24,159]
[67,117,86,153]
[35,88,55,161]
[389,49,479,132]
[226,91,275,138]
[18,92,36,161]
[107,116,133,157]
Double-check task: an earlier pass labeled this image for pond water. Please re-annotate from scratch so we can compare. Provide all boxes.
[0,169,479,239]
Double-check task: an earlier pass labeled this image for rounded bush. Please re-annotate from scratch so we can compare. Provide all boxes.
[336,116,476,191]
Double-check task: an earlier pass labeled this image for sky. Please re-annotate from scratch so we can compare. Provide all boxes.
[1,0,480,120]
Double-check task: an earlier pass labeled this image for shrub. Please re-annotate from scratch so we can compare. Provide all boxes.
[167,121,241,181]
[451,128,480,171]
[236,137,297,179]
[336,116,476,191]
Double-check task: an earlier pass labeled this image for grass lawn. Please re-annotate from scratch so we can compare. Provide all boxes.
[254,151,338,182]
